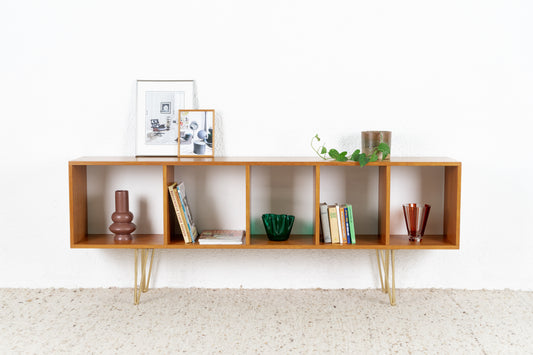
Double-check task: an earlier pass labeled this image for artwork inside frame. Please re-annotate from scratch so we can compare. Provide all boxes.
[136,80,195,156]
[178,109,215,158]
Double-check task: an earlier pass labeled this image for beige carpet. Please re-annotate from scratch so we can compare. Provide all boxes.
[1,288,532,354]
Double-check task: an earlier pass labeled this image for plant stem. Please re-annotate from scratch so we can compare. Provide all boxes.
[311,135,328,160]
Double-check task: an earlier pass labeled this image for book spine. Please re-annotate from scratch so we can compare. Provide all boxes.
[336,205,343,244]
[168,184,191,243]
[339,205,348,244]
[176,183,198,242]
[328,206,340,244]
[320,203,332,243]
[343,206,351,244]
[347,204,356,244]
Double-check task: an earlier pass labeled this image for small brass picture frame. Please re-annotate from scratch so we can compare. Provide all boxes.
[178,109,215,157]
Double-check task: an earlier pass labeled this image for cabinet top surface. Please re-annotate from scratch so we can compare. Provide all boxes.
[70,156,460,166]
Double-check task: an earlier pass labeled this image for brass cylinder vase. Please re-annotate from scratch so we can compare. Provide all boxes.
[361,131,391,160]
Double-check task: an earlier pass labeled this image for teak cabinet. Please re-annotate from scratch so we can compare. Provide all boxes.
[69,157,461,250]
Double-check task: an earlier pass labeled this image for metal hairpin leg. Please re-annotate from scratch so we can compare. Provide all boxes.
[134,249,155,305]
[376,249,396,306]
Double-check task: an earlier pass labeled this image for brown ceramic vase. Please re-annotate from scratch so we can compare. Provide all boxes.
[109,190,136,242]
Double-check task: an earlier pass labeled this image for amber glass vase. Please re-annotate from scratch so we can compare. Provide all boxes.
[402,203,431,242]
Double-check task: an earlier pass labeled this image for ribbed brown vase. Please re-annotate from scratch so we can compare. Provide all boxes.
[109,190,136,242]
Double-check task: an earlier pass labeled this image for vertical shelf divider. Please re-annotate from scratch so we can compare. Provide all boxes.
[379,165,391,246]
[245,164,251,245]
[314,165,321,245]
[163,164,175,246]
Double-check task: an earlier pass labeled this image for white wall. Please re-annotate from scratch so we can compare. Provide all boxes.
[1,0,532,290]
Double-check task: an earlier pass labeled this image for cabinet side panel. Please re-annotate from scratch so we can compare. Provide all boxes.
[444,165,461,247]
[379,166,390,245]
[69,164,87,246]
[163,165,175,245]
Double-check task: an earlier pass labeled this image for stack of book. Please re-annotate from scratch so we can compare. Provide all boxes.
[197,230,245,245]
[168,182,199,243]
[320,203,356,244]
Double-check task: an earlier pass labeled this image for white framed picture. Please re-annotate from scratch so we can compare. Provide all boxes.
[136,80,195,156]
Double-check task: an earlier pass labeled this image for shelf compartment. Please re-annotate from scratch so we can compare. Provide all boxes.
[389,165,460,248]
[72,234,165,248]
[249,234,315,248]
[166,165,247,245]
[249,166,316,242]
[318,165,386,244]
[85,165,164,234]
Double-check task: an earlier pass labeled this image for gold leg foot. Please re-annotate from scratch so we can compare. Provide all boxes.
[376,249,397,306]
[134,249,155,305]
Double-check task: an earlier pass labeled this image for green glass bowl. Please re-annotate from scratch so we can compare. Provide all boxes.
[262,214,295,241]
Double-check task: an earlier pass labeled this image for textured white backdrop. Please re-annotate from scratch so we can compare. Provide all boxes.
[0,0,532,289]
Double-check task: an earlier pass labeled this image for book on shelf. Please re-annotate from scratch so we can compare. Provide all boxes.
[346,204,356,244]
[175,181,199,243]
[198,230,245,245]
[320,203,332,243]
[322,202,357,245]
[335,204,344,244]
[339,205,348,244]
[328,205,340,244]
[168,183,192,243]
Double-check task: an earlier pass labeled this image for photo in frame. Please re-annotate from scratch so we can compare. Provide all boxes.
[178,110,215,157]
[136,80,195,156]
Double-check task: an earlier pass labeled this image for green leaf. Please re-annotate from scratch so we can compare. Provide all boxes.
[328,149,348,162]
[350,149,361,161]
[370,151,378,162]
[314,134,321,141]
[358,154,370,167]
[320,147,327,154]
[377,142,390,159]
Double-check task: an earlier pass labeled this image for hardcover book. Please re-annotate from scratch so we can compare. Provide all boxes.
[346,204,356,244]
[342,205,351,244]
[335,204,343,244]
[176,181,199,242]
[168,183,191,243]
[339,205,348,244]
[328,205,340,244]
[198,230,245,245]
[320,203,332,243]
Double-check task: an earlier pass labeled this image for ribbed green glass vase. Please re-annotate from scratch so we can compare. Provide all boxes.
[261,214,295,241]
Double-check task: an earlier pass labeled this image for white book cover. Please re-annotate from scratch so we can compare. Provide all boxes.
[198,230,245,245]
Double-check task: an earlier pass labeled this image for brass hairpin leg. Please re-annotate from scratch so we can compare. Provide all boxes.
[376,250,385,291]
[376,249,397,306]
[134,249,155,305]
[390,250,396,306]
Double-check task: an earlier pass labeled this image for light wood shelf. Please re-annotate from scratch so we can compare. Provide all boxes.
[72,234,166,249]
[69,157,461,250]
